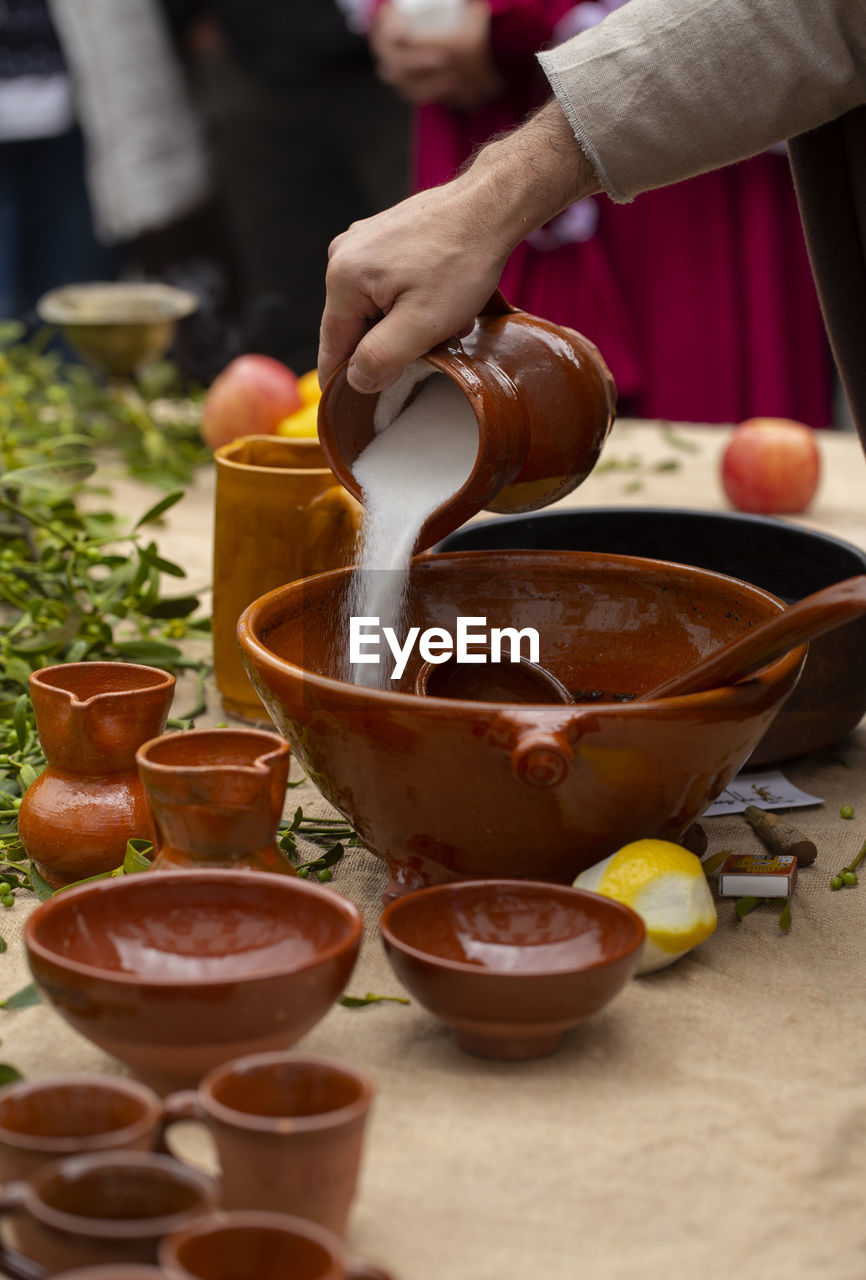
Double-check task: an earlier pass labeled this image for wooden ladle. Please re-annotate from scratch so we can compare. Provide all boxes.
[642,574,866,700]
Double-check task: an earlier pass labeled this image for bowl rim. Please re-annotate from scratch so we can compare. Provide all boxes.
[238,548,806,711]
[435,504,866,567]
[379,879,646,977]
[24,870,362,987]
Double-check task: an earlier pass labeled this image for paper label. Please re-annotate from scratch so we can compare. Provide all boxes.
[704,769,823,817]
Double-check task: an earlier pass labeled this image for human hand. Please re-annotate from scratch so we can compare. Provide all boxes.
[318,176,508,393]
[318,100,601,393]
[370,1,502,109]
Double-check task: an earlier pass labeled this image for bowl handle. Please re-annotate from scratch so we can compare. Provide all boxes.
[510,730,573,787]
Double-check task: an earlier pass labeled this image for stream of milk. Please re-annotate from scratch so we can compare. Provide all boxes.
[347,363,479,688]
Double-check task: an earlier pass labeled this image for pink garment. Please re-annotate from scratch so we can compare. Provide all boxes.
[412,0,831,426]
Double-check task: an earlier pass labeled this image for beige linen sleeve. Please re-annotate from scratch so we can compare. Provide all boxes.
[538,0,866,201]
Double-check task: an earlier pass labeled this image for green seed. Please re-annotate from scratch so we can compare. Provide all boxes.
[830,875,844,890]
[0,883,11,896]
[840,805,854,820]
[317,868,332,882]
[843,870,858,886]
[1,895,14,908]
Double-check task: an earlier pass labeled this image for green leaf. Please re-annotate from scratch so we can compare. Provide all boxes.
[0,937,6,954]
[701,850,731,876]
[339,992,410,1009]
[0,1064,22,1085]
[123,839,153,873]
[735,896,761,921]
[0,460,96,490]
[27,866,55,900]
[112,639,181,665]
[141,594,201,620]
[778,899,792,932]
[138,542,186,579]
[0,983,42,1010]
[8,606,84,655]
[18,763,40,791]
[133,490,185,530]
[12,695,29,752]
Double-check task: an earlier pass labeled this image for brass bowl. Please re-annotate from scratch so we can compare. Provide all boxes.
[36,282,198,376]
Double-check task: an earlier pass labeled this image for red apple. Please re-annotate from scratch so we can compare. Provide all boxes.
[720,417,821,514]
[201,354,303,450]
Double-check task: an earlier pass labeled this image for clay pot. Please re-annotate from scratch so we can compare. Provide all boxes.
[0,1151,217,1278]
[25,870,363,1091]
[17,663,175,888]
[380,880,645,1059]
[238,550,805,898]
[0,1076,164,1183]
[160,1211,391,1280]
[213,436,361,724]
[163,1053,374,1237]
[136,728,294,874]
[318,292,616,550]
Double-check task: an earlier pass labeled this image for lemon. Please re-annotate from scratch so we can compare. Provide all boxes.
[275,401,320,438]
[297,368,322,405]
[574,839,716,974]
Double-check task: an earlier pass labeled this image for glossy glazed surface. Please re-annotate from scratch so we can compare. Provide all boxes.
[213,436,360,723]
[239,550,804,896]
[380,880,645,1059]
[318,293,615,550]
[438,507,866,763]
[17,663,175,888]
[25,872,362,1089]
[136,728,294,874]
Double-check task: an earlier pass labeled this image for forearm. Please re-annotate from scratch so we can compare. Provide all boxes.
[540,0,866,201]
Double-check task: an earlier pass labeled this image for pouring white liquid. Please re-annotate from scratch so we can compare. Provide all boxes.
[348,364,479,688]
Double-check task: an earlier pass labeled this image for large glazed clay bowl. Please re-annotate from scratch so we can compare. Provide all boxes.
[380,880,645,1059]
[25,872,362,1091]
[239,551,805,897]
[439,508,866,764]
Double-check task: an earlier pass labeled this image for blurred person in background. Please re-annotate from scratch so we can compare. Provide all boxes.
[368,0,832,427]
[165,0,411,377]
[0,0,211,350]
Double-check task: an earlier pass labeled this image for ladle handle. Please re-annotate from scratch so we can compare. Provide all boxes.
[642,575,866,701]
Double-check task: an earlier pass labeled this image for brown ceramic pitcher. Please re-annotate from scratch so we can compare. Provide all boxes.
[135,728,294,874]
[318,291,616,550]
[17,662,175,888]
[213,436,361,724]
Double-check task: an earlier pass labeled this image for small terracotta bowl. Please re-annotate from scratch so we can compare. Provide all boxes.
[380,880,645,1060]
[25,871,362,1090]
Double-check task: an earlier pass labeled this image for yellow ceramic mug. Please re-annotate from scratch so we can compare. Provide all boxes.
[213,436,361,723]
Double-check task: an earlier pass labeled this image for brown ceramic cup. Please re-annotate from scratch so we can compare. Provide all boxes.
[163,1054,373,1238]
[159,1210,391,1280]
[53,1270,166,1279]
[0,1151,218,1278]
[0,1076,164,1183]
[212,436,360,724]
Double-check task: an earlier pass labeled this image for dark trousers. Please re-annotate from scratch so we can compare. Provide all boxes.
[0,127,118,324]
[195,50,410,373]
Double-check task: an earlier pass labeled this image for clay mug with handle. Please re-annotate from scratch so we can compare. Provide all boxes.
[162,1053,373,1238]
[0,1151,218,1278]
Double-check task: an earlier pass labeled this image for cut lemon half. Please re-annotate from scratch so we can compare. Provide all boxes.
[574,839,716,974]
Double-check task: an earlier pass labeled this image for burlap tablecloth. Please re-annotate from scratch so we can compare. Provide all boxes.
[3,423,866,1280]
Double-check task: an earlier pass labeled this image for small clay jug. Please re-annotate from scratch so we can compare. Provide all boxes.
[17,662,175,889]
[135,727,295,874]
[318,290,616,550]
[213,436,361,724]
